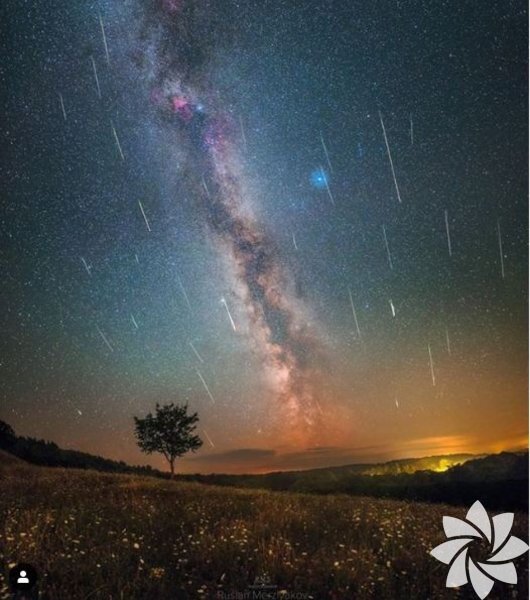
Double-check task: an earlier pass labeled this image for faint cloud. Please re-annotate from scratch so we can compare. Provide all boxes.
[179,433,522,474]
[187,448,276,465]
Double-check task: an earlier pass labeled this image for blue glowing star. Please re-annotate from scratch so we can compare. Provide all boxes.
[310,167,328,189]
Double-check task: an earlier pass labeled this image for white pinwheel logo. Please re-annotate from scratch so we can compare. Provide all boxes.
[430,500,529,599]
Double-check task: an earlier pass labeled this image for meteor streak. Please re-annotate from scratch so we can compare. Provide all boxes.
[319,131,334,174]
[428,344,436,386]
[201,175,211,198]
[111,121,125,160]
[96,325,113,352]
[188,340,204,363]
[99,14,110,65]
[444,209,452,257]
[239,115,247,152]
[221,297,237,332]
[321,164,336,206]
[177,276,192,312]
[138,200,151,232]
[497,220,505,279]
[379,111,402,204]
[445,327,451,355]
[81,257,92,275]
[348,287,361,339]
[202,429,215,447]
[382,224,393,270]
[90,56,102,99]
[58,92,67,121]
[196,370,215,404]
[292,232,298,251]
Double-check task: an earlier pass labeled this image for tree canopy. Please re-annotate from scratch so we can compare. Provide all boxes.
[134,403,203,477]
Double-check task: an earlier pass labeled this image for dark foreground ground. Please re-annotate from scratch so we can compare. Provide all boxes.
[0,456,528,599]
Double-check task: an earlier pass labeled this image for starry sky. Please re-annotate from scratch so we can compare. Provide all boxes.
[1,0,527,474]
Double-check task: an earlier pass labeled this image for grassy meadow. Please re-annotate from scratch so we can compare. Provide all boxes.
[0,457,527,599]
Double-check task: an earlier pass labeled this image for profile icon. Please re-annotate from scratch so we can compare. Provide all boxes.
[8,563,38,592]
[17,570,29,584]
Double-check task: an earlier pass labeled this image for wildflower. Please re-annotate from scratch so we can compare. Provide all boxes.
[150,567,165,579]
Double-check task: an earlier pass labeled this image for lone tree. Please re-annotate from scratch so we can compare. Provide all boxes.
[133,403,202,478]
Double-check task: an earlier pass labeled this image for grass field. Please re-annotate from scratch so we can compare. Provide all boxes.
[0,458,527,599]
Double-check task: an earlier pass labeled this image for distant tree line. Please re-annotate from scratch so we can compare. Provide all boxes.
[0,419,168,478]
[178,451,529,512]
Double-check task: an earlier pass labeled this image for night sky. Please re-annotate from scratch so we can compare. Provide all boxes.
[1,0,527,474]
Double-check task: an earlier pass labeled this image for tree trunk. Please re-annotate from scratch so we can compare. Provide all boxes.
[169,458,175,480]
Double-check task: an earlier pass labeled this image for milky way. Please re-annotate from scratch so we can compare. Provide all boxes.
[137,0,324,437]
